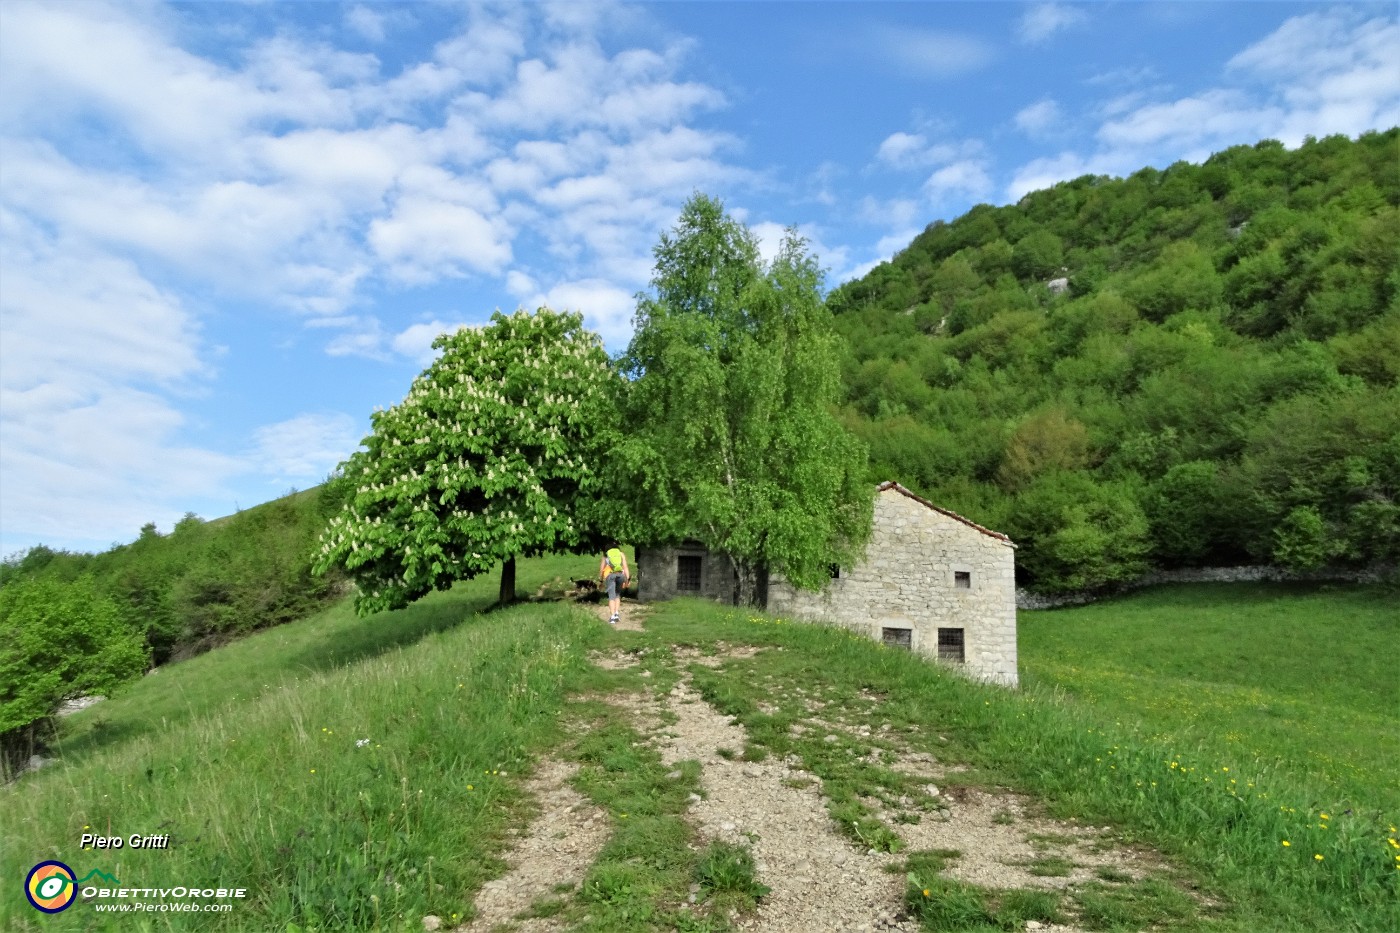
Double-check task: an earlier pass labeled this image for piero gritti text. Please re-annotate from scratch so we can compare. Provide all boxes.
[81,833,171,850]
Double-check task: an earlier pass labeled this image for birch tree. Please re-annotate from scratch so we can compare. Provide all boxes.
[617,194,872,604]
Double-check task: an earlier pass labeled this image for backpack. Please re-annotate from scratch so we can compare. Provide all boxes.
[604,548,625,573]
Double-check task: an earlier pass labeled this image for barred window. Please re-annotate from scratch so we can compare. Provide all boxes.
[937,628,965,663]
[882,627,912,650]
[954,571,971,589]
[677,555,702,592]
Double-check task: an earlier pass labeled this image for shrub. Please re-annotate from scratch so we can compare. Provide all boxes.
[0,575,148,773]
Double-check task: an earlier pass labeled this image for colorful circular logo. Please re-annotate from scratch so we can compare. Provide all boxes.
[26,860,77,913]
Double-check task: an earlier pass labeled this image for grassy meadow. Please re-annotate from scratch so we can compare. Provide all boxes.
[1019,583,1400,816]
[3,560,1397,932]
[1,554,608,932]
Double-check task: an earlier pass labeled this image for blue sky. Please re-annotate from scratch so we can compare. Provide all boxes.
[1,1,1396,556]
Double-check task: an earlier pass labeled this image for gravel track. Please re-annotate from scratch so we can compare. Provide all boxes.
[457,614,1177,933]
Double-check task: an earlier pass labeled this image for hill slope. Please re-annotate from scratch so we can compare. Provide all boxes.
[6,570,1397,931]
[828,130,1399,592]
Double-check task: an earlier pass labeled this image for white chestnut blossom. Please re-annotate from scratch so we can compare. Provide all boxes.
[314,307,619,615]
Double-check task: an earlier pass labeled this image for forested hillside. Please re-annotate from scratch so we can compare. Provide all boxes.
[829,130,1398,592]
[1,485,348,664]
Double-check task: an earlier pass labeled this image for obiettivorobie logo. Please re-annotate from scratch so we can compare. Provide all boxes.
[25,860,249,914]
[25,862,119,913]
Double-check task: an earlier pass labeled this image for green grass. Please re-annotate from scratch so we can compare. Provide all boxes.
[6,570,1397,932]
[2,554,606,932]
[622,593,1400,932]
[53,554,599,765]
[1019,583,1400,813]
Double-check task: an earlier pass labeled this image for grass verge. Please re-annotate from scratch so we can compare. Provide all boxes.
[3,555,607,932]
[622,594,1399,932]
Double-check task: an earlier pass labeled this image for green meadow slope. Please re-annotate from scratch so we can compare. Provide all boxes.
[4,562,1396,932]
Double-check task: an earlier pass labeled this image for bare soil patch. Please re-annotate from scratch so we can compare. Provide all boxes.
[457,760,608,933]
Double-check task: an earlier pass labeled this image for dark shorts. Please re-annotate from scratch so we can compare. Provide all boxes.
[605,572,625,599]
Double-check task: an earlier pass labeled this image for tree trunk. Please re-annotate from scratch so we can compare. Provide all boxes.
[499,555,517,606]
[730,555,760,608]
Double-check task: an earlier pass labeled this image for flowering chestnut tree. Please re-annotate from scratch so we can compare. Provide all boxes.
[315,308,619,613]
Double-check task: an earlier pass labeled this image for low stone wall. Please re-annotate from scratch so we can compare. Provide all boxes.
[1016,564,1392,610]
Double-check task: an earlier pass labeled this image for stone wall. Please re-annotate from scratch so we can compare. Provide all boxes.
[636,543,737,604]
[766,486,1019,687]
[1016,564,1393,610]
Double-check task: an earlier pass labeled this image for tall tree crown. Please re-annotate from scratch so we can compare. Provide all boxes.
[617,194,872,601]
[316,308,618,614]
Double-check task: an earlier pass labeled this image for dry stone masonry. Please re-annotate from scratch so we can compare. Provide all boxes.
[638,482,1020,688]
[768,483,1018,687]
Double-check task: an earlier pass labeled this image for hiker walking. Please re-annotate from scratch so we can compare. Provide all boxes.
[599,545,629,625]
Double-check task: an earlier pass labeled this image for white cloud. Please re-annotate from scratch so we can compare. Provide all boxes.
[867,24,994,78]
[1007,8,1400,201]
[874,131,978,170]
[876,132,928,166]
[531,279,637,348]
[858,196,922,230]
[1226,9,1400,146]
[923,160,994,204]
[1006,150,1130,202]
[0,382,244,553]
[390,320,474,365]
[1016,4,1088,46]
[369,198,513,283]
[0,213,242,553]
[1014,99,1064,137]
[250,413,362,482]
[1097,89,1272,150]
[506,270,538,299]
[0,212,202,388]
[345,6,386,43]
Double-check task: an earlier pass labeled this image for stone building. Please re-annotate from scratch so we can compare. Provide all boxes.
[635,481,1019,687]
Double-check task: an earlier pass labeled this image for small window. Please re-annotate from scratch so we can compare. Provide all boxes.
[937,628,965,663]
[829,563,841,579]
[882,627,912,650]
[954,570,971,589]
[677,555,702,592]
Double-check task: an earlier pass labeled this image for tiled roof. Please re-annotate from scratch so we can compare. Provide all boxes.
[877,481,1016,547]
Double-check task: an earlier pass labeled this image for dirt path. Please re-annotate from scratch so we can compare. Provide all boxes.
[589,597,648,632]
[608,647,1151,932]
[648,675,916,933]
[460,636,1173,933]
[457,760,608,933]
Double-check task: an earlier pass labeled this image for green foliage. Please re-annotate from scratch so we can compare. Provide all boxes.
[316,308,619,613]
[1272,506,1330,571]
[0,575,147,772]
[831,130,1400,592]
[694,841,771,906]
[996,407,1093,492]
[1009,472,1151,592]
[2,489,351,665]
[1147,461,1227,564]
[619,194,873,603]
